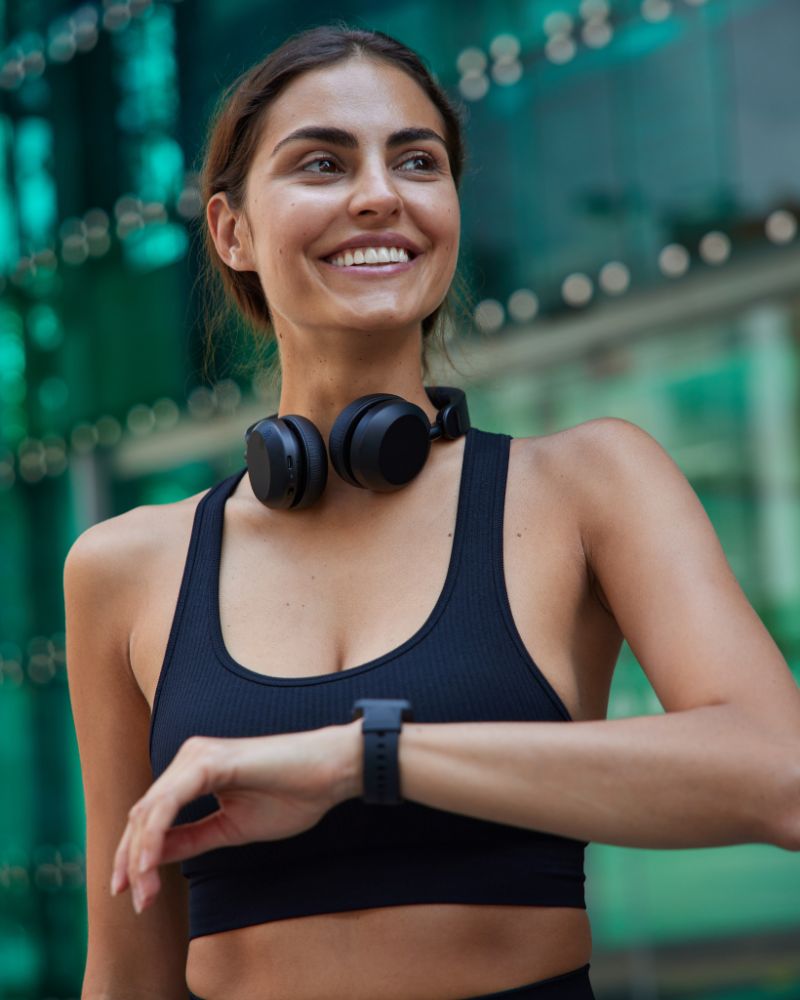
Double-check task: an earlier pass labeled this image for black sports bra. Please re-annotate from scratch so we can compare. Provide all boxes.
[149,426,588,940]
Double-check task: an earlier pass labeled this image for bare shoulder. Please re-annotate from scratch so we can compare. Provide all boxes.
[554,414,672,468]
[509,417,679,615]
[544,415,697,549]
[64,488,212,697]
[510,415,676,524]
[511,415,664,473]
[64,487,212,619]
[65,486,210,582]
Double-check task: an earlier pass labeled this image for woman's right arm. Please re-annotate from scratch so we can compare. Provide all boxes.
[64,513,190,998]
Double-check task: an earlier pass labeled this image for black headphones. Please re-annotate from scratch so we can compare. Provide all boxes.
[244,385,470,510]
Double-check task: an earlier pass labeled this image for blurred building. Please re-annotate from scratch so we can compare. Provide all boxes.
[0,0,798,996]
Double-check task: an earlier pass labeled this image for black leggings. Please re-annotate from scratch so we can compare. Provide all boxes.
[188,961,594,999]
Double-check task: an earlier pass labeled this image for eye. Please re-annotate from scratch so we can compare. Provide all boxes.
[301,155,342,175]
[398,152,439,172]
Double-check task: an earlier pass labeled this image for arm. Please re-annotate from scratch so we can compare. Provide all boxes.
[64,515,190,998]
[391,418,800,850]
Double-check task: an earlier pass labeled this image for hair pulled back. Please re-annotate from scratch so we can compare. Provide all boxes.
[198,21,471,387]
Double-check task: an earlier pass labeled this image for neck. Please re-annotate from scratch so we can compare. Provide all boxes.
[274,322,438,446]
[237,318,454,514]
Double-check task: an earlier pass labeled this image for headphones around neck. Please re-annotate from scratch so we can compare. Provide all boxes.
[244,385,470,510]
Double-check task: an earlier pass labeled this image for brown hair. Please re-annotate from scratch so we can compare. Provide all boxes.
[197,21,473,390]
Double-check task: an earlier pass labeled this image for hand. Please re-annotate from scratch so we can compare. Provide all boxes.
[111,720,363,914]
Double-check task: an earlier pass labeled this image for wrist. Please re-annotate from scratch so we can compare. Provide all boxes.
[350,698,413,804]
[328,718,364,805]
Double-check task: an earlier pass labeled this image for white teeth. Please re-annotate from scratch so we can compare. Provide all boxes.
[327,246,411,267]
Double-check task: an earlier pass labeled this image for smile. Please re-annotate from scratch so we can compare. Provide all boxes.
[319,249,420,276]
[326,246,413,266]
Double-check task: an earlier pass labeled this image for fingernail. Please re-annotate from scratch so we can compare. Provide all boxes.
[110,870,122,895]
[132,885,143,913]
[138,850,151,874]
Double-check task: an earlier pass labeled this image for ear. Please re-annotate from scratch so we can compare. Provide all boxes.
[206,191,256,271]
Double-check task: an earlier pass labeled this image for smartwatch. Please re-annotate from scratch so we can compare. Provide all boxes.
[351,698,414,805]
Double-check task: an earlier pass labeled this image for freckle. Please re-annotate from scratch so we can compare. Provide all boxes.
[447,532,452,537]
[285,601,290,606]
[516,532,521,537]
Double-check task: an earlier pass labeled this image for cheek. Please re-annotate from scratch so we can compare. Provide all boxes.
[437,210,460,259]
[269,200,333,262]
[436,200,460,239]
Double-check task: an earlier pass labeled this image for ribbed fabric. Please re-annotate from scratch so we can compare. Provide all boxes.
[150,427,588,941]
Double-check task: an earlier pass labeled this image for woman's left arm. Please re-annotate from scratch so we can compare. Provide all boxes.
[396,417,800,851]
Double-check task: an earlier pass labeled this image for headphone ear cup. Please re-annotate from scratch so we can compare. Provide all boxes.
[282,414,328,509]
[331,394,432,492]
[329,394,397,487]
[246,414,327,509]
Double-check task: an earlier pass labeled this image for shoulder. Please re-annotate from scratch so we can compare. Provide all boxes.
[511,416,681,523]
[63,486,211,609]
[63,484,214,713]
[510,418,690,611]
[511,416,666,472]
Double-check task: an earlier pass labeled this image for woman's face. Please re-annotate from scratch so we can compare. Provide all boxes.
[235,56,460,345]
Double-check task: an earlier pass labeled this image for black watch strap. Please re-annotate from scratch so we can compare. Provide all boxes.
[351,698,414,805]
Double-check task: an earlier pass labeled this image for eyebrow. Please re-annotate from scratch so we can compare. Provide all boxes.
[270,125,448,158]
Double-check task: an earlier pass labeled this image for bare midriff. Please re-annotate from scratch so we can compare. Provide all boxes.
[186,903,592,1000]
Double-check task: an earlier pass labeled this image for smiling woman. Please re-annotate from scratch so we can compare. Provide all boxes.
[198,29,470,394]
[64,19,800,1000]
[208,58,462,378]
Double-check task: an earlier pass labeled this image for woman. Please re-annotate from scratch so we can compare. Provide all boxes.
[64,23,800,1000]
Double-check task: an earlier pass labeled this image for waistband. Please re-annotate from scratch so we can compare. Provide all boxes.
[464,962,594,999]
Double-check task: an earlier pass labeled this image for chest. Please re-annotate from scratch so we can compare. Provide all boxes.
[132,440,620,722]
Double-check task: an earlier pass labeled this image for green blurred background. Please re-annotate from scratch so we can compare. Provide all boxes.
[1,0,799,996]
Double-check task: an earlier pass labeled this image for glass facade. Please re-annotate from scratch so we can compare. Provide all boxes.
[1,0,798,995]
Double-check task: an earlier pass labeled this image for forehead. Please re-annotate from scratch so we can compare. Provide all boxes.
[258,57,446,150]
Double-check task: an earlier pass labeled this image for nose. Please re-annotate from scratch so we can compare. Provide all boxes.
[348,156,402,218]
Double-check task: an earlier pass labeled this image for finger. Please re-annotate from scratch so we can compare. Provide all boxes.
[126,807,229,914]
[158,808,241,865]
[127,797,170,915]
[127,740,223,903]
[132,864,161,914]
[126,801,149,912]
[111,819,135,895]
[129,795,155,885]
[114,813,163,915]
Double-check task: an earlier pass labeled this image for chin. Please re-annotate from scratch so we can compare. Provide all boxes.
[337,307,428,332]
